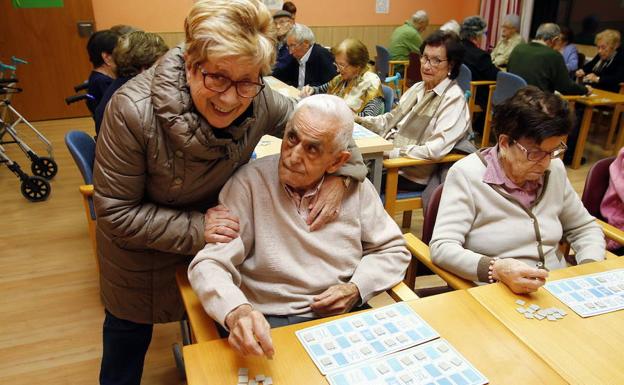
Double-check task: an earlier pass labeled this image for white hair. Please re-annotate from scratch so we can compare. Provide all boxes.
[411,10,429,25]
[292,94,353,152]
[536,23,561,41]
[440,20,461,35]
[287,23,315,45]
[502,14,520,30]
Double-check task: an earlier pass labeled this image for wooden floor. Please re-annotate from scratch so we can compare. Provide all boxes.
[0,115,614,384]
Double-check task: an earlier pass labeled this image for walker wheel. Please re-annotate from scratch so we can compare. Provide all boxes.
[31,157,58,179]
[20,175,51,202]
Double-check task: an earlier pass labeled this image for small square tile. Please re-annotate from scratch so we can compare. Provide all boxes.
[515,299,526,306]
[451,357,463,367]
[439,361,451,371]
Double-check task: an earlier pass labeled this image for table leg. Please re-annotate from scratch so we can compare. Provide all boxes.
[612,105,624,155]
[572,106,593,169]
[366,153,384,193]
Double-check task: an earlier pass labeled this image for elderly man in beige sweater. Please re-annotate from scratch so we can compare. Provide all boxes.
[189,94,410,358]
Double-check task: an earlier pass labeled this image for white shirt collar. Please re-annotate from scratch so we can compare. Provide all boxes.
[299,44,313,65]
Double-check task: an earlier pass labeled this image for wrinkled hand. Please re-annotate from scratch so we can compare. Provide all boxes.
[299,85,314,98]
[585,85,593,95]
[225,304,274,358]
[492,258,549,294]
[311,283,360,317]
[307,175,346,231]
[583,73,599,83]
[204,204,240,243]
[575,69,585,78]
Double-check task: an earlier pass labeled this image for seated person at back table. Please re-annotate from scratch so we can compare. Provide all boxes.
[271,23,337,89]
[575,29,624,93]
[430,86,606,294]
[356,30,474,192]
[300,38,384,116]
[189,94,410,357]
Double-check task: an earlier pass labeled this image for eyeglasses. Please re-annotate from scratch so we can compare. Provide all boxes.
[513,140,567,162]
[198,67,264,98]
[287,41,304,51]
[420,54,448,67]
[274,19,292,27]
[334,61,351,70]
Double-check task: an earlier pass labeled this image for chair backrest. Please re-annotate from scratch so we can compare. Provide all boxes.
[381,85,394,113]
[375,45,391,79]
[577,52,586,68]
[405,51,422,88]
[492,71,527,105]
[65,130,96,184]
[456,64,472,94]
[581,156,615,220]
[422,183,444,244]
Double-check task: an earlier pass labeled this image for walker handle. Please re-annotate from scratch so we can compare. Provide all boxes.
[11,56,28,65]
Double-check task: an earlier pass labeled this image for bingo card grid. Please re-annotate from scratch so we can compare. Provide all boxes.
[544,268,624,317]
[295,302,439,375]
[327,339,488,385]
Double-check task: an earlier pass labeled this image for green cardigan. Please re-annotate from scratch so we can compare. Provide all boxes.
[508,42,587,95]
[389,22,422,62]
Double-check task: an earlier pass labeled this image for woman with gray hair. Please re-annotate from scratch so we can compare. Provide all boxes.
[491,14,523,68]
[93,1,366,383]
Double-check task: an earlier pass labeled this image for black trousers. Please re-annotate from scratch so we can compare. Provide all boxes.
[100,309,153,385]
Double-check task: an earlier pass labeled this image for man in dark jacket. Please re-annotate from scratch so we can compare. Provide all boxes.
[272,23,337,88]
[460,16,499,132]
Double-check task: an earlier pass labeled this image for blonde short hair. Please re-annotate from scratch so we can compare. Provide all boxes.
[184,0,276,74]
[113,31,168,77]
[333,38,369,69]
[595,29,621,49]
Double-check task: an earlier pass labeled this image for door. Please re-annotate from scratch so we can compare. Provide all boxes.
[0,0,95,121]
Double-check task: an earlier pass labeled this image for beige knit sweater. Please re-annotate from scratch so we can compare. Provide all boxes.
[430,152,606,282]
[188,155,410,327]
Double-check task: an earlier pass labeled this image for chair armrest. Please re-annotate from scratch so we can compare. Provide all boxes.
[598,219,624,247]
[386,281,418,302]
[175,266,220,343]
[619,82,624,94]
[470,80,496,87]
[388,60,409,65]
[403,233,475,290]
[383,154,465,169]
[79,184,93,197]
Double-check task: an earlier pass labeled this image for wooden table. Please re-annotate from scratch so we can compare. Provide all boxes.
[183,290,566,384]
[258,77,393,192]
[469,257,624,385]
[564,88,624,169]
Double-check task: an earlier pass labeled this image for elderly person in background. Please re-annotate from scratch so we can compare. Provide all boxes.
[508,23,589,95]
[357,30,473,193]
[282,1,296,20]
[576,29,624,93]
[300,38,384,116]
[272,10,294,73]
[86,30,118,115]
[490,14,523,68]
[460,16,499,130]
[94,1,366,384]
[389,10,429,71]
[440,20,461,36]
[189,95,410,357]
[94,31,168,135]
[272,23,337,89]
[557,26,579,74]
[431,86,605,294]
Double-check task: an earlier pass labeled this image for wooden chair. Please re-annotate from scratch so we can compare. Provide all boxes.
[581,156,624,247]
[176,253,419,344]
[375,45,409,95]
[402,182,475,291]
[481,72,527,147]
[404,51,422,90]
[382,154,464,228]
[468,80,495,123]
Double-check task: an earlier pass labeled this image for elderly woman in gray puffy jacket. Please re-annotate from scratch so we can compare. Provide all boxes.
[93,1,366,383]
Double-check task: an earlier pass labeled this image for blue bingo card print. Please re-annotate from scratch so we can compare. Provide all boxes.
[352,123,379,139]
[295,302,439,374]
[327,339,488,385]
[544,268,624,317]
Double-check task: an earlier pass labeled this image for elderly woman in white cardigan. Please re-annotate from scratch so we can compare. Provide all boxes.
[430,86,605,294]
